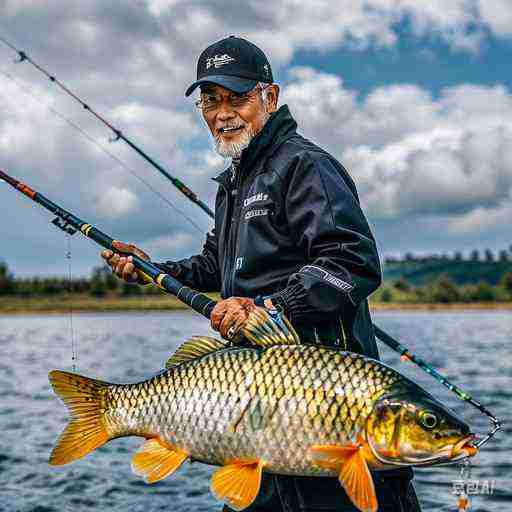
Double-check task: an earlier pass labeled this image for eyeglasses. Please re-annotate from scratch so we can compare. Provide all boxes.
[195,84,269,113]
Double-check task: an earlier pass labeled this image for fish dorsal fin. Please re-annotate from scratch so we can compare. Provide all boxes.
[241,308,300,347]
[165,336,226,368]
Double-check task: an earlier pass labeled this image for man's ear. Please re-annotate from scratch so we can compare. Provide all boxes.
[266,84,280,113]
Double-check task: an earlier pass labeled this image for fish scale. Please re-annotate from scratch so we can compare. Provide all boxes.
[49,312,478,512]
[102,345,401,476]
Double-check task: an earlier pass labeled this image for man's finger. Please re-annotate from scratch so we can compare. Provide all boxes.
[210,302,228,331]
[112,240,150,261]
[115,257,127,277]
[230,314,248,339]
[112,240,131,253]
[122,261,136,282]
[108,253,120,270]
[101,249,113,261]
[219,307,244,339]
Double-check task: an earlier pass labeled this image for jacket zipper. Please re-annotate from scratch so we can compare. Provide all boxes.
[339,318,348,350]
[227,170,242,297]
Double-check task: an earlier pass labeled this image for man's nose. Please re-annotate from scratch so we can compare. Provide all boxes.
[216,101,236,120]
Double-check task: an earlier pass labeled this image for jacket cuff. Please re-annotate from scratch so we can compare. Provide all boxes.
[266,284,308,320]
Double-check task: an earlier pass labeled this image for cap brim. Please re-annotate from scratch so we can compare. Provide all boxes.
[185,75,258,97]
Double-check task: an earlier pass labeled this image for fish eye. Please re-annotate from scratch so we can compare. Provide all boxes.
[420,411,438,429]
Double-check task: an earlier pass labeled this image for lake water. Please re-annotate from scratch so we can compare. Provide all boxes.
[0,310,510,511]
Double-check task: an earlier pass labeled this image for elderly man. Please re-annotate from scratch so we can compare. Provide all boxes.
[102,36,421,512]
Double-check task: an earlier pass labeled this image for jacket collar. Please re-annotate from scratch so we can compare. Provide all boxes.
[213,104,297,186]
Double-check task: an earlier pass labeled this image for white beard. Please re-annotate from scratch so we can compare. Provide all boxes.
[213,112,270,159]
[214,127,254,158]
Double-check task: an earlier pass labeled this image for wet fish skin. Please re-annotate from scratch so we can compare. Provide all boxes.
[97,345,403,475]
[49,310,476,512]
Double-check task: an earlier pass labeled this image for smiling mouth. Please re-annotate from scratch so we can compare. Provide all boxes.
[219,126,244,134]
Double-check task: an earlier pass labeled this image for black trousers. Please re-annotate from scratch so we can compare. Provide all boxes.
[222,472,422,512]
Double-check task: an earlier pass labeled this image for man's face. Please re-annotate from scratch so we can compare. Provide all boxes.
[200,83,279,158]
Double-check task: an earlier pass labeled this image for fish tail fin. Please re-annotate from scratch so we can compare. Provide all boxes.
[48,370,111,466]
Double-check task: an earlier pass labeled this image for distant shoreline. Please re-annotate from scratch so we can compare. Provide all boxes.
[0,295,511,315]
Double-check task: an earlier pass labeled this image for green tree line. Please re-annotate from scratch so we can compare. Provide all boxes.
[0,262,164,298]
[2,260,512,303]
[374,273,512,303]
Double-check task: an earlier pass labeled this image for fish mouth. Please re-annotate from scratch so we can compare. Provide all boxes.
[449,434,478,461]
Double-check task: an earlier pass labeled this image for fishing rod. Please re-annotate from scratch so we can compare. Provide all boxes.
[0,168,501,455]
[0,68,203,234]
[0,168,214,319]
[0,35,215,219]
[373,326,501,450]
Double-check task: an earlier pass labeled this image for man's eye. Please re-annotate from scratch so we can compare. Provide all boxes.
[231,94,249,104]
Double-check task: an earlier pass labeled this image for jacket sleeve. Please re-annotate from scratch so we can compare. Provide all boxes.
[267,152,382,323]
[155,229,221,292]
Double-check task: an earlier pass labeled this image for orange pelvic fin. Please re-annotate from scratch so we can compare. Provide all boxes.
[48,370,111,465]
[311,438,377,512]
[211,458,264,511]
[131,438,188,483]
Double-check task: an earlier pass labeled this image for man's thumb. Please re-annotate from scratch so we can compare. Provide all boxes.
[112,240,130,252]
[112,240,150,261]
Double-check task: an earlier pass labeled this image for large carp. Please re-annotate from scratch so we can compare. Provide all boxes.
[49,309,477,512]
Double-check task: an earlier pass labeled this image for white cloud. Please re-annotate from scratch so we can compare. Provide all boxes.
[282,67,512,230]
[477,0,512,37]
[93,186,140,219]
[146,0,182,17]
[447,198,512,234]
[1,1,511,273]
[144,231,196,257]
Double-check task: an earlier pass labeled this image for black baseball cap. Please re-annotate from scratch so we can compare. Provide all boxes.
[185,35,273,97]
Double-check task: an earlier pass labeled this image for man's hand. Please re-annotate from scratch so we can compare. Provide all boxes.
[210,297,258,340]
[101,240,151,285]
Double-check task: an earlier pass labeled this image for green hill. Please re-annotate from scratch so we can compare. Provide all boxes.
[383,260,512,286]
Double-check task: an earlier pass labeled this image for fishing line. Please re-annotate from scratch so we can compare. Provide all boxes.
[65,232,77,372]
[0,67,204,234]
[0,34,215,219]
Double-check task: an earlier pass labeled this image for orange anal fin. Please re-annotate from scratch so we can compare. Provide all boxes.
[131,438,188,483]
[211,458,264,511]
[311,442,377,512]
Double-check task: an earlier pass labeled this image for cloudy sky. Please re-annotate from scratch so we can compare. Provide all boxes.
[1,0,511,277]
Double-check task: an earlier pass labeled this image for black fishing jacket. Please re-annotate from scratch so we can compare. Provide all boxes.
[158,105,382,359]
[158,105,417,511]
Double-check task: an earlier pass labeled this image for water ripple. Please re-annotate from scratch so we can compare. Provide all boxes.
[0,310,509,512]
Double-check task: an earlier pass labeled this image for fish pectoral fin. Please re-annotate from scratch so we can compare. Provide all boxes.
[165,336,226,368]
[211,458,265,511]
[378,447,401,459]
[310,444,359,471]
[131,438,188,483]
[311,443,378,512]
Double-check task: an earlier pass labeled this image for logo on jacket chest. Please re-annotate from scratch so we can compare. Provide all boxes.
[243,192,268,207]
